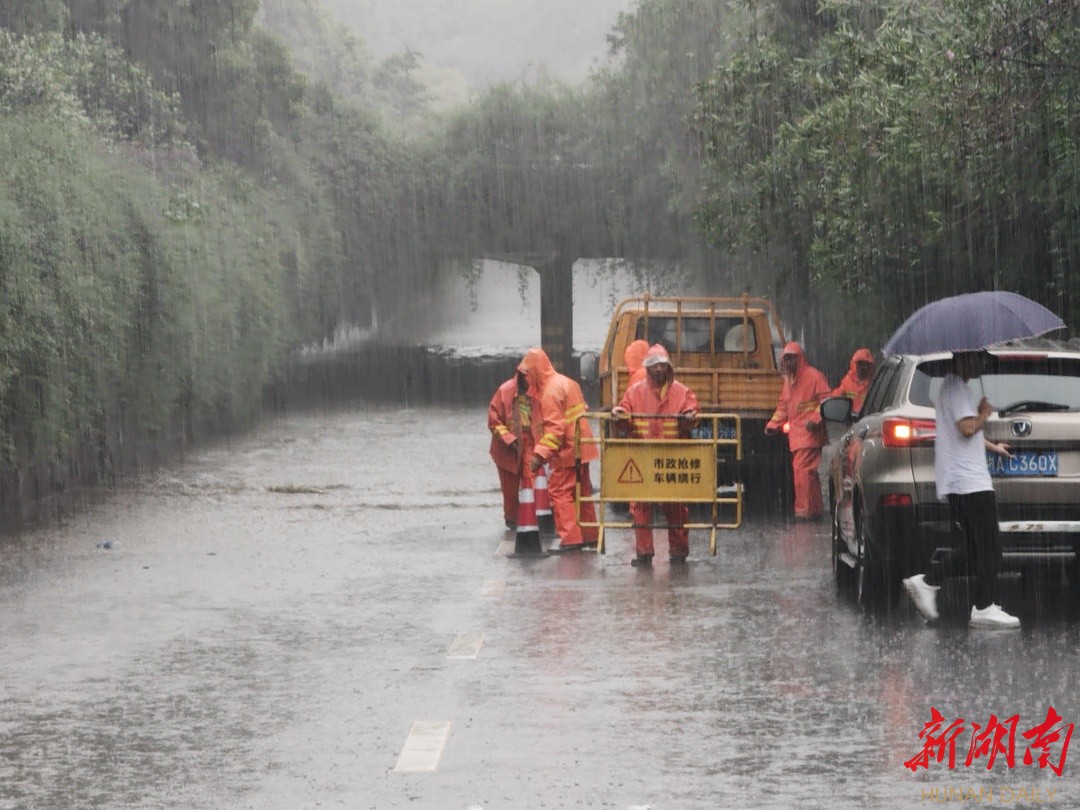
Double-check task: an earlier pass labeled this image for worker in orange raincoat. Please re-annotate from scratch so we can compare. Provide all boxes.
[624,339,650,388]
[519,348,599,552]
[765,342,831,520]
[488,370,540,529]
[611,344,699,565]
[830,348,875,414]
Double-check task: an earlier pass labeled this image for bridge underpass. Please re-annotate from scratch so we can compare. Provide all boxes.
[480,251,576,374]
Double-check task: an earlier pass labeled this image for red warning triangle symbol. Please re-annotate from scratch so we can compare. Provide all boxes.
[618,458,644,484]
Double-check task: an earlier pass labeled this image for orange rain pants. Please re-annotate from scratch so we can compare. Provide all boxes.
[792,447,824,520]
[548,463,598,547]
[497,466,519,524]
[630,502,689,557]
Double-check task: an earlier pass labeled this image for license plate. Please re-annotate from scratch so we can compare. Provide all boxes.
[691,425,737,440]
[987,451,1059,477]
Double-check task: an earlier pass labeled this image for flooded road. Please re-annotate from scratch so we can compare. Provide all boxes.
[2,405,1079,808]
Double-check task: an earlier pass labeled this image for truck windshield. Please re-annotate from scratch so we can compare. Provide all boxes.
[643,316,758,354]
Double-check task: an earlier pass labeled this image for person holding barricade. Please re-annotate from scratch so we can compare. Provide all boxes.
[611,344,699,566]
[519,348,599,552]
[487,370,539,529]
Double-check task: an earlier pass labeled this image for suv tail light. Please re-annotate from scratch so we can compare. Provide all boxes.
[882,417,936,448]
[879,493,913,508]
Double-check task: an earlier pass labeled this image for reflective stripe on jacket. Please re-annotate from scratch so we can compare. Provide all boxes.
[488,377,539,472]
[767,342,831,451]
[617,378,699,439]
[518,348,599,468]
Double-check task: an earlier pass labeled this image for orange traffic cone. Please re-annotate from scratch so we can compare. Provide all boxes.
[511,474,544,557]
[534,464,555,536]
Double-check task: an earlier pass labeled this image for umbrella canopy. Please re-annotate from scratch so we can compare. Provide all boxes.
[882,291,1066,356]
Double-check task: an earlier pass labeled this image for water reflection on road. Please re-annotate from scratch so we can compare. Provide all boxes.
[1,405,1078,808]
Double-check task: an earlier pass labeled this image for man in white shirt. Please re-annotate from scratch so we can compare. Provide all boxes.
[903,351,1020,629]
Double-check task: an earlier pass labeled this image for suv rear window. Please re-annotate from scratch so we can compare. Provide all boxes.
[641,316,758,353]
[910,357,1080,411]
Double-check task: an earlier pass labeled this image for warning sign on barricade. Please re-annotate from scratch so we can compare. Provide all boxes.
[602,443,716,502]
[573,413,743,557]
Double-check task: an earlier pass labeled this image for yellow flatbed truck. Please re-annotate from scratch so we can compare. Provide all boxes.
[596,294,791,505]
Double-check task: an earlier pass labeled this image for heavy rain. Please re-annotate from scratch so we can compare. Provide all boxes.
[2,1,1080,808]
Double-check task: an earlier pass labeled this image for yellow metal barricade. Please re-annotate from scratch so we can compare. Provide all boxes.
[575,413,743,555]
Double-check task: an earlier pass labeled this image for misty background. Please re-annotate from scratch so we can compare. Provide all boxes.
[323,0,635,86]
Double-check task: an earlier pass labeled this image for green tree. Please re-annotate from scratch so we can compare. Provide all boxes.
[694,0,1080,353]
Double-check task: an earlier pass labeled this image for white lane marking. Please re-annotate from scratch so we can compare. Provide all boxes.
[393,721,451,772]
[481,579,505,598]
[496,539,515,556]
[1000,520,1080,533]
[447,633,484,659]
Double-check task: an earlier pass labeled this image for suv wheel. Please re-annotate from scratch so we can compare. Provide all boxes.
[855,500,901,611]
[855,501,884,609]
[831,494,855,594]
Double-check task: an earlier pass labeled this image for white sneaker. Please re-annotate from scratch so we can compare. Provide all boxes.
[969,604,1021,630]
[903,574,940,621]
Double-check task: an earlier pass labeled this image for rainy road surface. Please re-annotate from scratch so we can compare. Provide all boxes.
[3,405,1080,809]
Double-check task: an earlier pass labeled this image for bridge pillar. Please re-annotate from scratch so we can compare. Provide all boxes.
[536,254,574,375]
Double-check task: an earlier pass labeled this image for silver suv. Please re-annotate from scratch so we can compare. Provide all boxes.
[822,340,1080,607]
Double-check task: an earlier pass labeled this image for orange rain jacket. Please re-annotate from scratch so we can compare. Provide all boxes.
[830,348,874,414]
[488,376,540,473]
[518,348,599,469]
[767,342,831,451]
[624,339,650,388]
[616,345,699,439]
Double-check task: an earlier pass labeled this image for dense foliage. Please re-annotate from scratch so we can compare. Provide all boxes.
[0,1,432,504]
[694,0,1080,356]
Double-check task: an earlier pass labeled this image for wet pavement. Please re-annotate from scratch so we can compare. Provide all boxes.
[2,405,1079,809]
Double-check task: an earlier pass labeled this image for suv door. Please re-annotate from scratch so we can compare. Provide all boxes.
[835,361,899,534]
[832,359,903,597]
